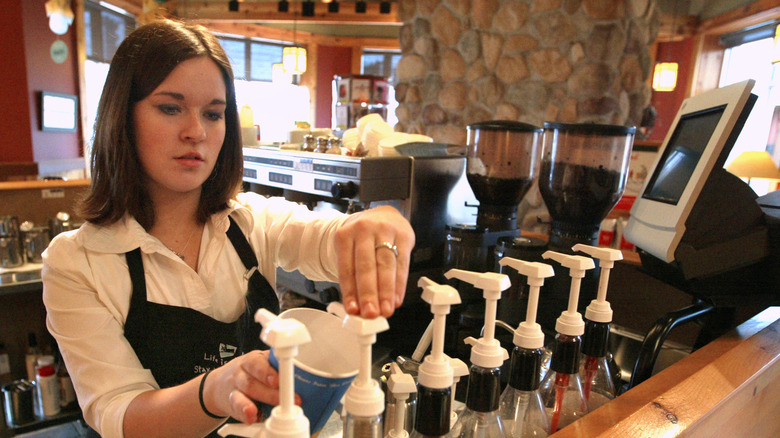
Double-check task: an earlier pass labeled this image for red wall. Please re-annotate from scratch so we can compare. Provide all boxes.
[647,38,696,143]
[0,0,81,164]
[0,1,33,162]
[315,46,353,129]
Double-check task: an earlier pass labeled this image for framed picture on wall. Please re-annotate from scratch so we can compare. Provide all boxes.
[40,91,78,132]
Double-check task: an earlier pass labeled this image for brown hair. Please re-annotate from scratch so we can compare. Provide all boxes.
[80,19,242,229]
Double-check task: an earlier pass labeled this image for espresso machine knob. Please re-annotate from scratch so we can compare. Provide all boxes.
[331,181,358,199]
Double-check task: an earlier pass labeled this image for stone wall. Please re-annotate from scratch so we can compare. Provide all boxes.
[394,0,660,145]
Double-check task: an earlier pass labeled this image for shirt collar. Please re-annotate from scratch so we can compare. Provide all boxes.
[77,200,252,255]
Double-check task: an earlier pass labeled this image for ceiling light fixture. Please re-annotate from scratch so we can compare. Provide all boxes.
[283,12,307,75]
[355,1,366,13]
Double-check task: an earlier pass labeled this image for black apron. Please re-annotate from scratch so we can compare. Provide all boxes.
[87,216,279,438]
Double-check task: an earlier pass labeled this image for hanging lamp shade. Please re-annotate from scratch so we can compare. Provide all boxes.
[652,62,678,92]
[283,46,307,74]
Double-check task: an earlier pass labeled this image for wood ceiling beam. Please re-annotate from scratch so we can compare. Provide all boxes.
[163,1,400,25]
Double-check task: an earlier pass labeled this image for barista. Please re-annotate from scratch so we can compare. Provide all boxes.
[41,19,414,438]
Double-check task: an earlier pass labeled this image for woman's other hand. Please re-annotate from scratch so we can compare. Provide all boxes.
[334,205,415,318]
[204,350,300,424]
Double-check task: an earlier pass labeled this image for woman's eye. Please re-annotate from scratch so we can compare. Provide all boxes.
[205,111,224,121]
[157,105,180,115]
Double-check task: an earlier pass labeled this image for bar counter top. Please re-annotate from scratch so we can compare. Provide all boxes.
[552,306,780,437]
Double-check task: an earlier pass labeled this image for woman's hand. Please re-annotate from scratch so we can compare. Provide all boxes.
[334,205,415,318]
[204,350,299,424]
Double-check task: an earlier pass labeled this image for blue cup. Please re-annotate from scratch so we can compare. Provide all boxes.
[262,308,359,434]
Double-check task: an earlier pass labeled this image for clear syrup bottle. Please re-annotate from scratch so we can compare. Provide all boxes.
[497,257,554,438]
[537,251,594,433]
[572,244,623,411]
[443,269,510,438]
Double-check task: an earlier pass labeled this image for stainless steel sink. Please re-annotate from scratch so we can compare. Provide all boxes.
[609,324,691,384]
[0,269,42,285]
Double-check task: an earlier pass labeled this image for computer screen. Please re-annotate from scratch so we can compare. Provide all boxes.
[625,80,756,263]
[642,106,726,205]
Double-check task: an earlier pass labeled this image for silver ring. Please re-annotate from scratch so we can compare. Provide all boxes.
[375,241,398,257]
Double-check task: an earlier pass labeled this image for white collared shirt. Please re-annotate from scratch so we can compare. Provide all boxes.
[42,192,347,437]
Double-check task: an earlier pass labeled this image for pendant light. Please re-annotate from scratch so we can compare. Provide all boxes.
[283,12,307,75]
[652,2,680,92]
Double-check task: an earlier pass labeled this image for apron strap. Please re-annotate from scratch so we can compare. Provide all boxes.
[225,216,279,352]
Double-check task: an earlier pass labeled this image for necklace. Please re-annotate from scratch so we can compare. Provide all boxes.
[166,227,197,261]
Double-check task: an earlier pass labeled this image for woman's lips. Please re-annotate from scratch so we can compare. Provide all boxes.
[176,153,204,167]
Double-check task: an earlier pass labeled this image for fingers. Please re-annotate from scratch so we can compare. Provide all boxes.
[336,206,415,319]
[217,351,305,424]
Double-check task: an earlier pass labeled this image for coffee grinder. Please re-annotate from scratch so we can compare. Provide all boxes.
[443,121,542,359]
[534,122,635,331]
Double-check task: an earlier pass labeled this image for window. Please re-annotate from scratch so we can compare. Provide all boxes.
[361,50,401,127]
[362,50,401,85]
[217,37,287,83]
[84,1,135,63]
[719,31,780,195]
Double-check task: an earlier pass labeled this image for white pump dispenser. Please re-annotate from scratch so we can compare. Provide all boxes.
[538,251,595,433]
[497,257,555,438]
[571,244,622,323]
[540,251,595,336]
[409,277,461,438]
[572,244,623,410]
[415,277,461,390]
[385,362,417,438]
[327,302,389,435]
[497,258,555,350]
[443,269,510,368]
[444,269,509,438]
[218,309,311,438]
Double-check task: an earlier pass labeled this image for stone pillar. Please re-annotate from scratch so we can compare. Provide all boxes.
[395,0,660,145]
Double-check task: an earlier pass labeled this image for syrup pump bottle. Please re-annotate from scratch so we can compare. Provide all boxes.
[496,257,555,438]
[571,244,623,410]
[444,269,510,438]
[327,302,391,438]
[386,362,418,438]
[219,309,311,438]
[411,277,461,438]
[537,251,594,433]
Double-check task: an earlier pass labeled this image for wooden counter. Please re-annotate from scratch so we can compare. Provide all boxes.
[553,306,780,437]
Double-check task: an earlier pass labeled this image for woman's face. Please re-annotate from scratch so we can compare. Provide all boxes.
[132,56,227,200]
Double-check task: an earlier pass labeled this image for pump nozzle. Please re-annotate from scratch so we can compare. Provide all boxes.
[498,257,554,349]
[219,310,311,438]
[417,277,461,389]
[572,244,622,323]
[542,251,595,336]
[444,269,509,368]
[330,302,389,418]
[387,363,417,438]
